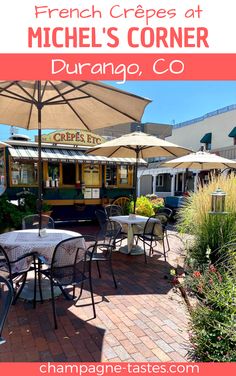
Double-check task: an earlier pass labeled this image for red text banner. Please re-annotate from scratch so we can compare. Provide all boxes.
[0,54,236,81]
[0,362,236,376]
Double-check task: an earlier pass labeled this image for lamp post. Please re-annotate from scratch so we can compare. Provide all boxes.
[210,188,227,214]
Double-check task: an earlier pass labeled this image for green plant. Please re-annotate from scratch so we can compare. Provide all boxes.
[188,264,236,361]
[17,190,37,213]
[0,195,29,231]
[177,174,236,265]
[129,195,155,217]
[149,197,165,213]
[42,202,53,212]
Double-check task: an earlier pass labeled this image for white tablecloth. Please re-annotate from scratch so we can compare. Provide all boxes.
[0,229,81,273]
[110,215,162,254]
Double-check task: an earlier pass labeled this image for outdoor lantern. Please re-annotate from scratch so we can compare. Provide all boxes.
[210,188,227,214]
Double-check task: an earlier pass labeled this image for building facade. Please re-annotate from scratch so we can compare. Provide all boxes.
[138,104,236,197]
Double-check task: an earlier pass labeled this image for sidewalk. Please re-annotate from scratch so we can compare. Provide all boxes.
[0,224,190,362]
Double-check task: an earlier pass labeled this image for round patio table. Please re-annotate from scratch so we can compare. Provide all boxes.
[110,215,162,255]
[0,228,82,300]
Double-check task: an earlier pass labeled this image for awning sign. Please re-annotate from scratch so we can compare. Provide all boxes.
[39,130,105,146]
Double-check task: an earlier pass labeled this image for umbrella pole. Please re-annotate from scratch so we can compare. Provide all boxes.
[37,81,43,234]
[133,149,139,214]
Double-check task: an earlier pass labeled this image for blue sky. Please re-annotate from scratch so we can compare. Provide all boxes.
[1,81,236,140]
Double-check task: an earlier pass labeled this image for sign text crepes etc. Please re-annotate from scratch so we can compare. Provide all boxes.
[38,130,105,146]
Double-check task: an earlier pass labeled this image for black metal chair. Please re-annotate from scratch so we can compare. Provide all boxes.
[93,220,122,288]
[22,214,55,230]
[156,207,173,219]
[104,205,127,245]
[0,276,14,345]
[38,235,97,329]
[136,217,167,263]
[95,209,109,240]
[104,204,123,217]
[0,245,37,307]
[155,210,172,256]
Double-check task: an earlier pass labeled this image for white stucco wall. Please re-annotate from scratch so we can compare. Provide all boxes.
[167,107,236,151]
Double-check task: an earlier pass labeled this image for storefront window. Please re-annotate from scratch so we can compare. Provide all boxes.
[105,165,117,186]
[62,163,76,185]
[11,160,37,186]
[83,164,100,186]
[118,165,129,185]
[0,149,6,195]
[47,162,60,187]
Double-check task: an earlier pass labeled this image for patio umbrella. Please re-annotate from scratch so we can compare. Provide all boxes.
[0,81,150,230]
[161,150,236,169]
[87,131,192,211]
[161,150,236,191]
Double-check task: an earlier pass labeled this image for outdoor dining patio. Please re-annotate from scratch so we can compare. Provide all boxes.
[0,222,189,362]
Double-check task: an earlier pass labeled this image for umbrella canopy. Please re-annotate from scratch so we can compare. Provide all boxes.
[87,131,192,211]
[0,81,150,131]
[161,151,236,170]
[0,142,10,147]
[0,81,150,230]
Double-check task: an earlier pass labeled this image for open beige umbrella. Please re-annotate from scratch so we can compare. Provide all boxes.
[0,81,150,229]
[87,131,192,211]
[161,150,236,192]
[161,150,236,169]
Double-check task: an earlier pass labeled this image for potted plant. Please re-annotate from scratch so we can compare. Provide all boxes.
[42,202,53,217]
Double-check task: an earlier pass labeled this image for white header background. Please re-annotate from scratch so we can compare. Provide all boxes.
[0,0,235,53]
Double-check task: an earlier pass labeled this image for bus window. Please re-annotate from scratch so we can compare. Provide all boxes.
[0,148,6,195]
[119,165,129,185]
[48,162,60,187]
[118,165,133,186]
[11,160,37,186]
[62,163,76,185]
[83,164,101,186]
[105,165,117,186]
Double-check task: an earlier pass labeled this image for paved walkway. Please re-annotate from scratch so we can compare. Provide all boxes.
[0,225,190,362]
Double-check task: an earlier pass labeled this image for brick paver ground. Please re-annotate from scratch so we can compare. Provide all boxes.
[0,223,191,362]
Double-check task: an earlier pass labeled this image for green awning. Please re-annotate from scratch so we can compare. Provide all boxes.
[200,132,212,143]
[228,127,236,137]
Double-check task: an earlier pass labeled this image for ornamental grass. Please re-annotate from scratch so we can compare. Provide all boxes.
[177,173,236,265]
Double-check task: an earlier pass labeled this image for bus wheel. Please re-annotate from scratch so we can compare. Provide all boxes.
[112,196,130,209]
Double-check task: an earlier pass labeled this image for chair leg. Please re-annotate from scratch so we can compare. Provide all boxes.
[165,231,171,254]
[88,266,96,319]
[50,279,57,330]
[96,261,101,278]
[109,259,117,288]
[12,273,27,305]
[76,280,84,302]
[143,242,147,263]
[37,262,43,303]
[33,258,37,309]
[162,238,167,262]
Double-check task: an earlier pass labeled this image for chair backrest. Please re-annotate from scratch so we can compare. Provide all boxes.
[105,205,123,217]
[95,209,108,229]
[157,207,173,219]
[0,245,11,280]
[0,276,13,345]
[143,217,163,238]
[103,220,122,248]
[51,235,97,270]
[22,214,55,230]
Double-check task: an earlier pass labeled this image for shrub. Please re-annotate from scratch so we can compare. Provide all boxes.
[187,256,236,362]
[149,197,165,213]
[177,174,236,265]
[0,195,28,231]
[129,195,155,217]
